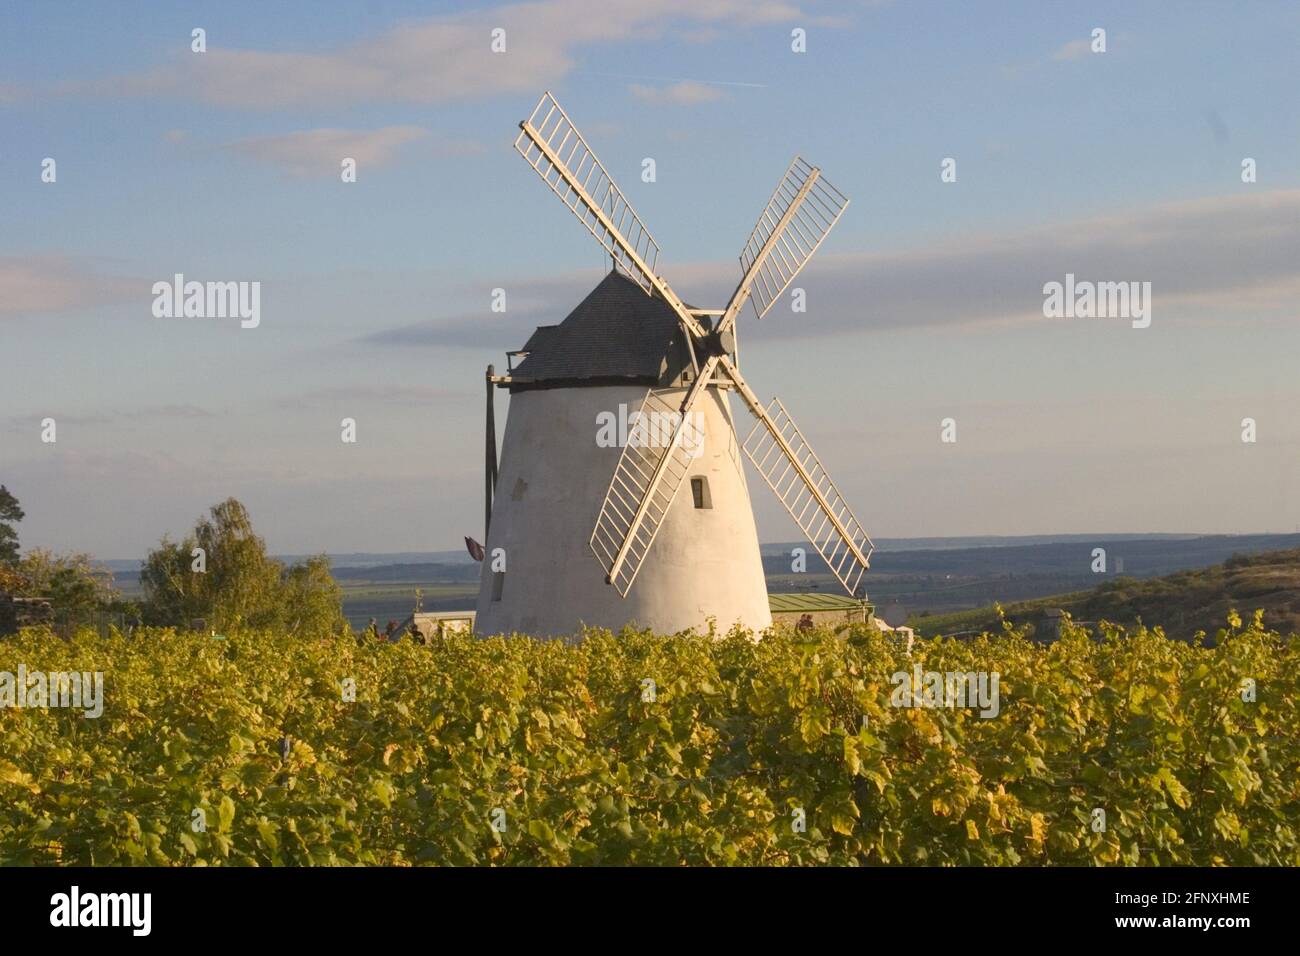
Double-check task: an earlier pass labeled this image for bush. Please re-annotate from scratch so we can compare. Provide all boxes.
[1,616,1296,866]
[139,498,344,636]
[10,550,117,614]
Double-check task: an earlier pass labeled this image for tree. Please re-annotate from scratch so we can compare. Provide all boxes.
[140,497,345,635]
[137,534,207,626]
[0,485,23,565]
[278,555,346,638]
[0,563,29,595]
[194,498,284,629]
[16,549,118,614]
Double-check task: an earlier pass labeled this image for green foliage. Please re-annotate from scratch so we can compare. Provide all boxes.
[277,556,346,639]
[193,499,284,629]
[0,564,29,596]
[137,535,208,626]
[12,549,117,613]
[1,616,1296,866]
[0,485,24,566]
[139,498,344,635]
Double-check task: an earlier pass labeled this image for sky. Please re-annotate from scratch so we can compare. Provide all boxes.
[2,0,1299,559]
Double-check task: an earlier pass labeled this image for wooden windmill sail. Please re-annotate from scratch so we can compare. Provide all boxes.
[512,91,874,599]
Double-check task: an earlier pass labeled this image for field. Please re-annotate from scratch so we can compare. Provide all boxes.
[767,533,1300,624]
[913,548,1300,643]
[337,582,477,629]
[2,619,1297,865]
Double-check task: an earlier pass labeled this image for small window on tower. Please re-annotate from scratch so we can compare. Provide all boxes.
[491,571,506,602]
[691,476,712,510]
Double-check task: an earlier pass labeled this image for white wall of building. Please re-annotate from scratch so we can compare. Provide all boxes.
[475,384,772,638]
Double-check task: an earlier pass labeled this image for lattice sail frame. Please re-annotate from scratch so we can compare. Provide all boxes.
[512,92,872,599]
[588,385,709,596]
[514,92,662,296]
[737,156,850,322]
[739,395,874,596]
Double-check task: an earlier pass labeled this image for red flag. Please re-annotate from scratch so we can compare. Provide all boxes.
[465,536,485,562]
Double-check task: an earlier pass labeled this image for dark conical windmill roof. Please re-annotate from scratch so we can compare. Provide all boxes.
[509,271,693,391]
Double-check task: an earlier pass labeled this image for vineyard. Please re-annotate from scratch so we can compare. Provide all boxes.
[1,617,1297,865]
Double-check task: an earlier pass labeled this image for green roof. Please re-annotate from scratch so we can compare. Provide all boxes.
[768,592,868,612]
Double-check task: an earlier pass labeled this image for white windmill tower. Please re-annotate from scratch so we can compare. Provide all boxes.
[475,92,873,638]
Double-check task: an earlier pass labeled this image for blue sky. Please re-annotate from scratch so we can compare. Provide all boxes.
[2,0,1299,557]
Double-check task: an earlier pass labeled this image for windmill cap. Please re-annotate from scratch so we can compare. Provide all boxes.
[508,271,694,391]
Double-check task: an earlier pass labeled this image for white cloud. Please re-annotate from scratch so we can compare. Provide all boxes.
[0,257,139,318]
[225,126,431,177]
[361,189,1300,347]
[0,405,214,434]
[629,80,727,104]
[1052,38,1093,61]
[74,0,805,109]
[283,385,471,407]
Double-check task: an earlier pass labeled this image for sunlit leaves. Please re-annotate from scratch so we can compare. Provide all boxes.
[0,617,1296,865]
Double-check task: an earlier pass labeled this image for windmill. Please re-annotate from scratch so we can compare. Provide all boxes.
[475,91,873,638]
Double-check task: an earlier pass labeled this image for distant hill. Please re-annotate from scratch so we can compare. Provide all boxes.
[765,532,1300,578]
[330,562,479,583]
[765,532,1300,624]
[95,533,1300,575]
[911,548,1300,642]
[760,532,1208,556]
